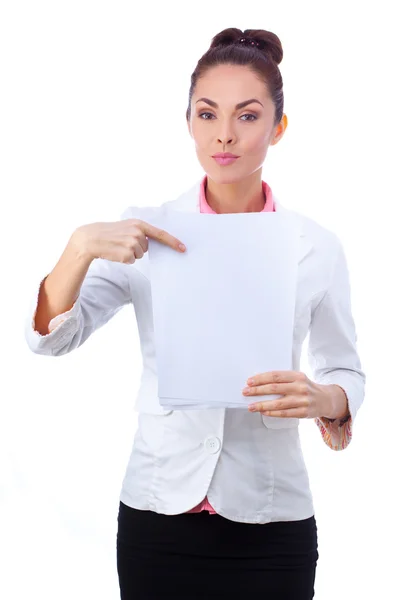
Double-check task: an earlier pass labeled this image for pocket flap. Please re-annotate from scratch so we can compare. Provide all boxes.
[261,415,299,429]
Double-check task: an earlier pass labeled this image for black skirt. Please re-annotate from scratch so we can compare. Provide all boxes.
[116,501,319,599]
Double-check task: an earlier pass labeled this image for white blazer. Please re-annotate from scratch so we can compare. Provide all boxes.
[25,179,365,524]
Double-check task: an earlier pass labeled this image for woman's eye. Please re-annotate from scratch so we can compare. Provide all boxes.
[198,112,257,121]
[198,112,214,120]
[240,114,257,122]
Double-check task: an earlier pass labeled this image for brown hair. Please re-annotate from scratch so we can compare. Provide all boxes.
[186,27,284,127]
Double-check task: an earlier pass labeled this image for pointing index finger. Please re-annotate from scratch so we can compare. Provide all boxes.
[141,222,186,252]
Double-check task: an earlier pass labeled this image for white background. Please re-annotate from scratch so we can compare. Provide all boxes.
[1,1,399,598]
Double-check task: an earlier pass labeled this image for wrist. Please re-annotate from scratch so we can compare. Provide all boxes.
[69,227,96,263]
[319,384,350,420]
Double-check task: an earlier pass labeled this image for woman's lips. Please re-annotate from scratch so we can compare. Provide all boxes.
[213,156,239,166]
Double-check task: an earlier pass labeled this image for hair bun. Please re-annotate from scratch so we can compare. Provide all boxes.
[210,27,283,65]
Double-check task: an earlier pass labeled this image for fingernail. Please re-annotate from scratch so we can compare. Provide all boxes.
[179,244,186,251]
[247,378,254,386]
[248,405,257,412]
[243,388,250,395]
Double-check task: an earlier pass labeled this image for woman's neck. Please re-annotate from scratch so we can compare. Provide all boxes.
[205,173,265,214]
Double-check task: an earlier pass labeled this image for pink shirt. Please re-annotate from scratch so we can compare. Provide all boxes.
[187,175,353,515]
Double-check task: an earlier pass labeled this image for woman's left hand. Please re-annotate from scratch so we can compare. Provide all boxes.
[243,370,331,419]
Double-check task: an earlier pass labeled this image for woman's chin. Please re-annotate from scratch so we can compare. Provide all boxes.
[204,166,246,185]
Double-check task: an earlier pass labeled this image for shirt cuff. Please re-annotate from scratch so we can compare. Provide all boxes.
[314,413,353,451]
[48,302,80,333]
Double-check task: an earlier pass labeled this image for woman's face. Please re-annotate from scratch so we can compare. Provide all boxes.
[187,64,287,184]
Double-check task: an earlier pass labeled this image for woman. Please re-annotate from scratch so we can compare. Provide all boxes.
[26,27,365,599]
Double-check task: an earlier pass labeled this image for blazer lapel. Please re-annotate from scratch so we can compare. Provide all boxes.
[273,198,314,266]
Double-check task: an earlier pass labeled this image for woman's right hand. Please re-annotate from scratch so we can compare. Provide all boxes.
[71,219,186,264]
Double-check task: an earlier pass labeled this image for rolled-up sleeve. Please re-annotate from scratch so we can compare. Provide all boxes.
[308,237,365,451]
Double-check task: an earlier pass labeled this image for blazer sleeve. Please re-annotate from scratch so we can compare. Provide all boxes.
[307,236,365,451]
[25,257,135,357]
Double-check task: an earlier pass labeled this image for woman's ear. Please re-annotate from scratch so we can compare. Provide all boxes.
[270,114,288,146]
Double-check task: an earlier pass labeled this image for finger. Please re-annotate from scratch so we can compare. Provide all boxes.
[134,231,149,254]
[140,222,186,253]
[242,382,298,397]
[259,407,309,419]
[248,396,309,413]
[247,371,307,387]
[132,241,145,260]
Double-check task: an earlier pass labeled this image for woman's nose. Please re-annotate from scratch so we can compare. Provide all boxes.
[217,129,236,146]
[216,120,237,146]
[218,136,234,145]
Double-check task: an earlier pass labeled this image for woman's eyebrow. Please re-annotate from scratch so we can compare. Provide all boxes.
[195,97,264,109]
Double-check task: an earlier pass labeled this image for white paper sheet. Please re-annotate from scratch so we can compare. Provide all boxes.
[145,209,300,410]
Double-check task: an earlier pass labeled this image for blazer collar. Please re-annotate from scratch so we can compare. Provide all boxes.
[167,179,313,265]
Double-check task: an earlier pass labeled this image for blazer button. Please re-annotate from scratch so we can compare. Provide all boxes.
[204,436,221,454]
